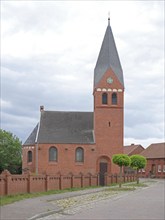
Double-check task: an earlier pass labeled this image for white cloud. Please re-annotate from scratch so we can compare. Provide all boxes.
[1,1,164,147]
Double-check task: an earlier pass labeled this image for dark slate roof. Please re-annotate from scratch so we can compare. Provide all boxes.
[24,111,94,145]
[23,124,38,146]
[94,23,124,87]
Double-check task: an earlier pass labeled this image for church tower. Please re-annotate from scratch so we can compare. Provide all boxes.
[94,18,124,175]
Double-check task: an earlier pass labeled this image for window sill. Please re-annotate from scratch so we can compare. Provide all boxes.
[49,161,58,165]
[75,162,84,165]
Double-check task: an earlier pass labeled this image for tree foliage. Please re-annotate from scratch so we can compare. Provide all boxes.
[130,155,147,184]
[112,154,131,167]
[112,154,131,187]
[130,155,147,170]
[0,129,22,174]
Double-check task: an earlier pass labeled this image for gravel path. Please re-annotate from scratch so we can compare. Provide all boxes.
[36,179,161,220]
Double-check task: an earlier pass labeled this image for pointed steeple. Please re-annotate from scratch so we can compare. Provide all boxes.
[94,19,124,88]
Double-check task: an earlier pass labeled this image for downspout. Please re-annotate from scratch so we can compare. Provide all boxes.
[35,106,44,175]
[35,122,40,175]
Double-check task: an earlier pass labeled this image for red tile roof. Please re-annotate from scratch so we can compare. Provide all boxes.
[140,142,165,159]
[124,144,144,156]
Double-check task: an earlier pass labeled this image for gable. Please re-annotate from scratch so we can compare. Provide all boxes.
[124,144,144,156]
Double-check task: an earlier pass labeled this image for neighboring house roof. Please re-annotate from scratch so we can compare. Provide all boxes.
[140,142,165,159]
[23,111,94,145]
[94,22,124,88]
[124,144,144,156]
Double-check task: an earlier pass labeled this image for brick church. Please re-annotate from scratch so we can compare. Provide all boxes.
[22,18,124,182]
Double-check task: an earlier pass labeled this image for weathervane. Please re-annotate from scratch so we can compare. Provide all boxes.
[108,11,110,25]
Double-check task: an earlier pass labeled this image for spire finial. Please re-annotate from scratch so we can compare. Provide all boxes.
[108,11,110,26]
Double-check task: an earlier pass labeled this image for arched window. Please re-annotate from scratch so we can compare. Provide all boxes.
[102,93,108,104]
[49,146,58,161]
[112,93,117,105]
[27,151,32,163]
[75,147,84,162]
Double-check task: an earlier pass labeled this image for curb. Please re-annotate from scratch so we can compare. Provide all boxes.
[28,208,63,220]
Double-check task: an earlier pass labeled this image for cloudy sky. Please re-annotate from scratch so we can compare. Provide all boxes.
[1,1,164,148]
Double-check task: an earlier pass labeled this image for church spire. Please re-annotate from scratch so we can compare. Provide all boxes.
[94,19,124,88]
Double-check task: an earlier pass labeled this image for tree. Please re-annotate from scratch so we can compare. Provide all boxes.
[0,129,22,174]
[130,155,147,184]
[112,154,131,187]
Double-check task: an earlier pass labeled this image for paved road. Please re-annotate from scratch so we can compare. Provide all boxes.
[0,186,110,220]
[1,179,164,220]
[38,179,165,220]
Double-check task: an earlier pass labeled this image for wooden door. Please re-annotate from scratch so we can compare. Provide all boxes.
[99,162,108,186]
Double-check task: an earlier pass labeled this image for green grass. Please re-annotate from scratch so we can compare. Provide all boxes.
[123,182,148,187]
[0,182,151,206]
[106,187,136,191]
[0,186,101,206]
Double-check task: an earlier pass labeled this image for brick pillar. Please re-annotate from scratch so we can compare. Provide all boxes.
[5,170,11,195]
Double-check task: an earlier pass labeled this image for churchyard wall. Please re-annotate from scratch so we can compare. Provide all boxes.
[0,170,136,196]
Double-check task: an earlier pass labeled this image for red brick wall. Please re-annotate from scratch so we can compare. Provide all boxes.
[0,170,136,196]
[94,68,124,174]
[139,158,165,178]
[22,143,98,175]
[22,146,36,173]
[38,143,97,175]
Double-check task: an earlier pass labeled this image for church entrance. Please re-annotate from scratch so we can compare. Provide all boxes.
[99,162,108,186]
[97,156,111,186]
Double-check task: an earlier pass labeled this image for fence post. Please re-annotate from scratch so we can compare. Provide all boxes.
[59,174,62,190]
[97,173,100,186]
[115,174,118,183]
[86,173,91,187]
[81,173,84,188]
[70,173,73,188]
[104,173,107,186]
[46,174,49,191]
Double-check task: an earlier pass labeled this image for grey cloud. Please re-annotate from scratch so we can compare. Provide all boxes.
[2,2,69,35]
[1,1,164,146]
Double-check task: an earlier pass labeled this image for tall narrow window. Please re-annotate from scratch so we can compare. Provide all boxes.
[76,147,84,162]
[112,92,117,105]
[27,151,32,163]
[49,146,58,161]
[102,93,108,104]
